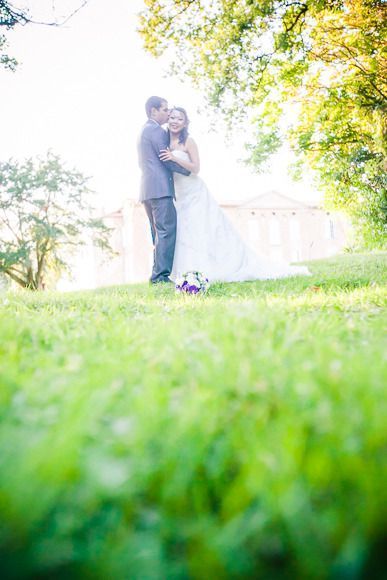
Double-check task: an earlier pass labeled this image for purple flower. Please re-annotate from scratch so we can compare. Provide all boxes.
[175,271,210,294]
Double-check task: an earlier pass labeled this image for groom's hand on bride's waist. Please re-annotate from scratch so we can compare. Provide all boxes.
[159,149,190,176]
[159,148,173,162]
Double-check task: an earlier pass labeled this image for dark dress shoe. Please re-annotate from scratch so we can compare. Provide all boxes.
[150,277,174,285]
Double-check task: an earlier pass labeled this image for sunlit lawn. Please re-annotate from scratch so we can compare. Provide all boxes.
[0,253,386,578]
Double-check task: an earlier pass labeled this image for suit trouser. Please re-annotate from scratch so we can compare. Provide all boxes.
[143,197,177,282]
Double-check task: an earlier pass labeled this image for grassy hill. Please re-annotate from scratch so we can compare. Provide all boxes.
[0,253,386,578]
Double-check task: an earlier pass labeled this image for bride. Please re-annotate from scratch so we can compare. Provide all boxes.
[159,107,311,283]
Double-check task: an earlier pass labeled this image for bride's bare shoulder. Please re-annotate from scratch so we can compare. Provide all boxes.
[185,136,199,154]
[186,136,197,147]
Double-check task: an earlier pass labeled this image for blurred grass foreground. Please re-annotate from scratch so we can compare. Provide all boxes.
[0,253,386,579]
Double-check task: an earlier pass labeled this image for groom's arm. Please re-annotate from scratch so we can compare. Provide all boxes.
[151,128,191,176]
[163,158,191,176]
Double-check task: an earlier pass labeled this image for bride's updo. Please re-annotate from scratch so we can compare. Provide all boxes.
[170,106,189,145]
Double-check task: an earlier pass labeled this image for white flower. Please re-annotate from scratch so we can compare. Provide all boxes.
[175,271,210,294]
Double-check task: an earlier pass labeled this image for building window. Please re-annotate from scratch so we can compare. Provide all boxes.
[248,219,259,243]
[269,218,281,245]
[289,218,300,242]
[289,218,301,261]
[325,218,335,239]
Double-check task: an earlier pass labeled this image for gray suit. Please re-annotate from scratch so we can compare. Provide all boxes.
[138,120,190,283]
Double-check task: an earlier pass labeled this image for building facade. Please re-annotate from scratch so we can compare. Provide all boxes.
[89,191,351,287]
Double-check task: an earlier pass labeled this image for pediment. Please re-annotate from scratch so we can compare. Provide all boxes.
[237,191,311,209]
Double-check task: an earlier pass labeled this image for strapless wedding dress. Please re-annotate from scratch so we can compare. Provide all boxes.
[171,150,311,283]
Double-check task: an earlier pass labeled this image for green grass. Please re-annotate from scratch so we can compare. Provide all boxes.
[0,253,386,579]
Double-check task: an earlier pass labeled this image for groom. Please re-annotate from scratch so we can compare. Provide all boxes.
[138,96,190,284]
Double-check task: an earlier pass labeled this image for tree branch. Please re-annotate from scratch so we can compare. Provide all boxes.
[3,267,26,288]
[0,1,28,27]
[5,264,25,276]
[0,0,89,28]
[0,207,23,241]
[302,138,364,152]
[283,4,308,34]
[142,0,196,40]
[36,239,48,283]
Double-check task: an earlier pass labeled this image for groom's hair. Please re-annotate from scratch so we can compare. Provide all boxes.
[145,96,166,118]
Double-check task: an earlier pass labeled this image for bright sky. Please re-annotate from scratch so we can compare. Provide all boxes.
[0,0,322,212]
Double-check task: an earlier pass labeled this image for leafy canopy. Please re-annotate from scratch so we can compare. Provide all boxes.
[0,152,111,290]
[0,0,27,69]
[139,0,387,246]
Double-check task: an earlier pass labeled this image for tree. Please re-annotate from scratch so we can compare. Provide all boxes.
[0,152,111,290]
[139,0,387,246]
[0,0,27,69]
[0,0,89,70]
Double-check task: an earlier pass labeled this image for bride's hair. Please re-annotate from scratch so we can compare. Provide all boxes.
[170,106,189,145]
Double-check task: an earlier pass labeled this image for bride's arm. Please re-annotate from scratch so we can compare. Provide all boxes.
[159,137,201,174]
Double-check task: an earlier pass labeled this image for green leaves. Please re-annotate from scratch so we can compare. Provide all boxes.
[0,151,112,290]
[138,0,387,246]
[0,33,17,70]
[0,1,29,70]
[245,127,282,171]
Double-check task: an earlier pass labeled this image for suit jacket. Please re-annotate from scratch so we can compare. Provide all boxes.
[138,120,190,202]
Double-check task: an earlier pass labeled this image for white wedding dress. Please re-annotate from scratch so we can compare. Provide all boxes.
[171,150,311,283]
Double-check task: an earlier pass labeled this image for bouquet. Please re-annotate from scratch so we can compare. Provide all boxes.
[175,271,210,294]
